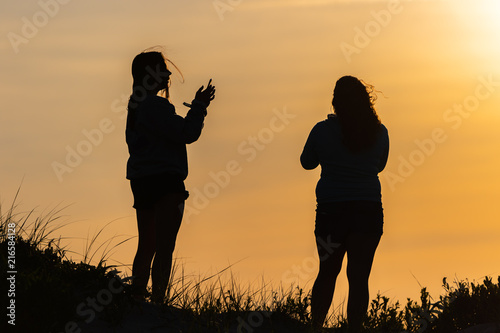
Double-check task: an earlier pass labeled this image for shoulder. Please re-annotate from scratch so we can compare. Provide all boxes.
[312,115,336,131]
[140,96,175,113]
[378,123,389,139]
[307,121,326,140]
[377,123,389,148]
[148,96,174,109]
[309,115,339,138]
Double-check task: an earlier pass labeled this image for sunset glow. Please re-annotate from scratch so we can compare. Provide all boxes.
[1,0,499,308]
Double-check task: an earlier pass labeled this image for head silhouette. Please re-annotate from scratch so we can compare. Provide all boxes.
[131,51,171,100]
[127,51,174,131]
[332,76,381,152]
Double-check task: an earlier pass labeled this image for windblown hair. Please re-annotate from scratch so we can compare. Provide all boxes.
[129,51,169,107]
[127,50,181,131]
[332,76,382,152]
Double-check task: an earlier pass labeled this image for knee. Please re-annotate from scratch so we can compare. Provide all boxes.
[317,263,342,281]
[156,237,176,254]
[347,268,370,287]
[137,240,155,254]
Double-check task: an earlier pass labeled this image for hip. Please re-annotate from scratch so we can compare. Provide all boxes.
[314,200,384,242]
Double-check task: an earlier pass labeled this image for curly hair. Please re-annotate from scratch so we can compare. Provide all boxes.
[332,76,382,152]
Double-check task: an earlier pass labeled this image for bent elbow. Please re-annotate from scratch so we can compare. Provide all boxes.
[184,135,200,144]
[300,155,318,170]
[302,163,318,170]
[182,128,203,144]
[302,165,316,170]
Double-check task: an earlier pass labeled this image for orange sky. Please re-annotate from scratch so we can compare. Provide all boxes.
[1,0,500,308]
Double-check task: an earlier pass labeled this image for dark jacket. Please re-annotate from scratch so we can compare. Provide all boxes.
[301,115,389,203]
[126,96,206,180]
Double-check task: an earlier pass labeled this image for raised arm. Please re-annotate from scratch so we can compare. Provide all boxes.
[144,80,216,144]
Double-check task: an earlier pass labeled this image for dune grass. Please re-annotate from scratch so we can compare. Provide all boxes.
[1,193,499,332]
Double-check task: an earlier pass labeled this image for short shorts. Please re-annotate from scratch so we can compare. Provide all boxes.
[314,200,383,246]
[130,173,189,210]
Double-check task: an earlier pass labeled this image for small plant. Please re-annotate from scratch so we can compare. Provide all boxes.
[364,293,405,332]
[0,187,70,253]
[433,276,500,332]
[0,189,133,332]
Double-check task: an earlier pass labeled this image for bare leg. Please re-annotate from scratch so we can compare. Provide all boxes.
[131,208,156,298]
[311,236,346,328]
[345,232,381,333]
[150,193,184,303]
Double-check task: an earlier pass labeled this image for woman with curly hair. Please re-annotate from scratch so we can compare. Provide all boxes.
[301,76,389,331]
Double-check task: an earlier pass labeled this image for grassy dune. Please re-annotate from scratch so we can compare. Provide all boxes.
[1,195,499,332]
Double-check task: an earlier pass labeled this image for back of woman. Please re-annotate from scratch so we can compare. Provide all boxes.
[301,75,389,332]
[301,113,389,203]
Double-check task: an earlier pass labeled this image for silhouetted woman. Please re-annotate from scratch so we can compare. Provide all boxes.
[301,76,389,331]
[126,50,215,302]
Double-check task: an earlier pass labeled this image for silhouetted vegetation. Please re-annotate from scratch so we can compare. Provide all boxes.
[1,195,499,332]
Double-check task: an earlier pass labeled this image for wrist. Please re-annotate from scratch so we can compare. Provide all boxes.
[192,99,209,109]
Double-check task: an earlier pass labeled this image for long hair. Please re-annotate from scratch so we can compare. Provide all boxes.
[127,51,174,131]
[332,76,381,152]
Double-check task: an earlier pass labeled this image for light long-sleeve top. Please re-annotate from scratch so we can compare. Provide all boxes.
[300,114,389,203]
[126,95,206,180]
